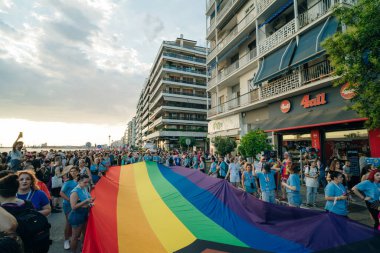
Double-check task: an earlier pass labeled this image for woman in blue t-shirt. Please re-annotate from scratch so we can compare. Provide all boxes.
[241,163,257,196]
[16,170,51,216]
[352,169,380,229]
[208,157,218,177]
[324,171,348,216]
[69,174,94,253]
[60,166,79,250]
[281,167,301,207]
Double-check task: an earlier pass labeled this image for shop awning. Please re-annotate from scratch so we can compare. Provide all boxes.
[253,39,296,85]
[290,17,339,67]
[258,0,294,29]
[252,107,366,132]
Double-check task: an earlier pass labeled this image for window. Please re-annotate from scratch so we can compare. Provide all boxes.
[231,54,239,64]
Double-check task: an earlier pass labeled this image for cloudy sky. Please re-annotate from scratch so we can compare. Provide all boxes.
[0,0,206,146]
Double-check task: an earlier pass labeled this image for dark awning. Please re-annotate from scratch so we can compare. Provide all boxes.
[259,0,294,29]
[291,17,339,67]
[254,39,296,84]
[252,107,365,132]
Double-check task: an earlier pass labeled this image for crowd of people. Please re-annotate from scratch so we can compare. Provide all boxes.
[0,133,379,253]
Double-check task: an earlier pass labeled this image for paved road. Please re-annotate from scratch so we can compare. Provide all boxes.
[47,187,373,253]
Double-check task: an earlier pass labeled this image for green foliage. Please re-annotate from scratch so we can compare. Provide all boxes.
[213,136,237,156]
[322,0,380,129]
[179,136,195,149]
[239,130,272,159]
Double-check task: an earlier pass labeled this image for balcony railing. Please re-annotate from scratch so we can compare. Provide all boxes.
[163,41,207,53]
[162,115,207,121]
[301,60,334,84]
[208,76,217,89]
[257,0,276,14]
[162,90,208,98]
[207,47,218,62]
[163,52,206,64]
[206,0,215,12]
[208,60,334,117]
[163,77,206,86]
[207,19,216,37]
[217,0,238,23]
[217,49,258,83]
[163,65,207,75]
[298,0,356,29]
[259,19,296,55]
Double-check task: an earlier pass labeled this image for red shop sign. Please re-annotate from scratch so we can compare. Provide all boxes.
[340,83,356,100]
[280,100,291,113]
[301,93,327,108]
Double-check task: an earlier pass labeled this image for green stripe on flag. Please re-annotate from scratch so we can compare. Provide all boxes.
[145,162,247,247]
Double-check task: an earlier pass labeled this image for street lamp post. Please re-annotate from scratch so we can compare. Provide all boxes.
[109,135,111,148]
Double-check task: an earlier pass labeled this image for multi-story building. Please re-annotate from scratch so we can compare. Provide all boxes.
[206,0,379,163]
[135,36,209,150]
[125,117,136,147]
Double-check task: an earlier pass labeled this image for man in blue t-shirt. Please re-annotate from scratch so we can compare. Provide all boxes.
[256,163,280,204]
[218,157,228,178]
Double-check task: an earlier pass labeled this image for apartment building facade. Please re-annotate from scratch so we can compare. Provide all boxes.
[206,0,380,161]
[135,36,209,150]
[125,117,136,148]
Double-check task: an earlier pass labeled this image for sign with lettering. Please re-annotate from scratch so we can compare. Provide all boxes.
[208,114,240,134]
[301,93,327,108]
[340,83,356,100]
[280,100,291,113]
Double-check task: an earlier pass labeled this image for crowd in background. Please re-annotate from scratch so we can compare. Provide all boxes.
[0,134,379,253]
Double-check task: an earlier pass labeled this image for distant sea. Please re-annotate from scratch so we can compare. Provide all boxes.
[0,147,89,153]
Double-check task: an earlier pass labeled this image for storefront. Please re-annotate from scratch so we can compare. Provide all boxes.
[249,84,379,171]
[208,114,241,154]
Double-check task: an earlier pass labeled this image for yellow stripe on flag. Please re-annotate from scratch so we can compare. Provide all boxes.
[133,162,196,252]
[117,164,166,253]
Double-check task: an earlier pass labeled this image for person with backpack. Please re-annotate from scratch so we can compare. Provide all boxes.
[16,170,51,216]
[0,171,51,253]
[69,174,94,253]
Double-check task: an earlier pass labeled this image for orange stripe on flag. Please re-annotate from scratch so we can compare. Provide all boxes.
[117,164,166,253]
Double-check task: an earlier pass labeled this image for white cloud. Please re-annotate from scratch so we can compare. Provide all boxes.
[0,0,206,144]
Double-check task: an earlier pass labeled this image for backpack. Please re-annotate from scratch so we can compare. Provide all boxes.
[2,201,51,253]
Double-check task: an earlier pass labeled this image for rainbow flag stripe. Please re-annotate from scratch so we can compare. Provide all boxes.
[83,162,380,253]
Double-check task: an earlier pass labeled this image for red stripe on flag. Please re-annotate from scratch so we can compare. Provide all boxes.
[83,166,121,253]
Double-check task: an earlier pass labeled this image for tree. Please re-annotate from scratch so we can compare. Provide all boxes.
[322,0,380,129]
[213,136,237,156]
[179,137,195,150]
[239,130,272,160]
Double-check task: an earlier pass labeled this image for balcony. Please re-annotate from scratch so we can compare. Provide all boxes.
[163,52,206,64]
[217,10,256,55]
[208,60,334,118]
[257,0,276,15]
[216,0,238,25]
[206,47,218,63]
[162,77,206,87]
[162,115,207,122]
[208,76,217,90]
[298,0,356,29]
[207,19,216,38]
[162,65,208,76]
[147,130,207,140]
[258,19,296,55]
[163,41,207,54]
[217,49,258,84]
[162,90,208,98]
[206,0,215,13]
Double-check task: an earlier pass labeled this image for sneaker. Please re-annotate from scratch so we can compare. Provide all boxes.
[55,205,62,210]
[64,240,70,250]
[312,203,317,207]
[52,208,62,213]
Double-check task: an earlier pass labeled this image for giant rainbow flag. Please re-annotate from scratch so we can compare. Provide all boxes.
[83,162,380,253]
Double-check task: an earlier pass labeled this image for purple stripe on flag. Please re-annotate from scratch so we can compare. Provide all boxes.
[170,166,378,251]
